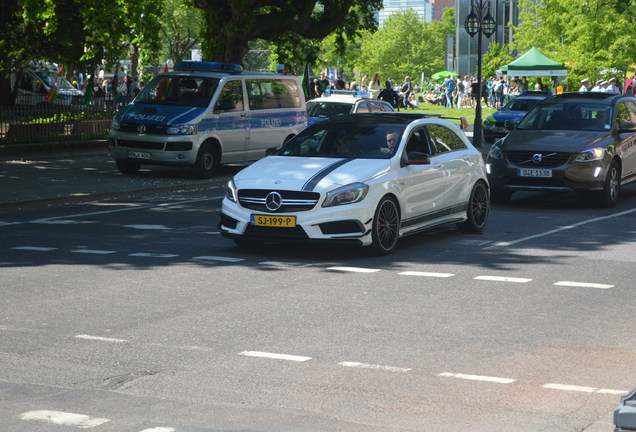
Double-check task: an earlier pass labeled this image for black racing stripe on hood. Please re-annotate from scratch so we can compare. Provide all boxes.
[302,159,353,192]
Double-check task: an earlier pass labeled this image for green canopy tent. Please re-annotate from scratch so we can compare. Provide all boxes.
[502,47,567,77]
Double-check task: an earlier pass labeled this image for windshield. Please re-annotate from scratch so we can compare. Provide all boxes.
[135,75,220,108]
[33,70,76,91]
[277,121,404,159]
[517,103,612,131]
[503,97,542,112]
[306,101,354,117]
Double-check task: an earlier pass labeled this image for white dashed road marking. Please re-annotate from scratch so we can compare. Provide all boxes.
[128,253,180,258]
[71,249,117,255]
[139,428,175,432]
[327,266,380,273]
[543,383,628,395]
[239,351,312,362]
[399,271,455,278]
[193,255,245,262]
[75,334,128,343]
[474,275,533,283]
[124,224,170,230]
[19,410,110,428]
[12,246,57,251]
[339,361,411,373]
[259,261,308,267]
[439,372,516,384]
[554,281,614,289]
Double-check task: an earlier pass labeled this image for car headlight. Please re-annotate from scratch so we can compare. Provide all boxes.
[487,143,504,160]
[322,182,369,207]
[111,119,121,131]
[225,179,237,203]
[574,148,604,162]
[166,124,197,135]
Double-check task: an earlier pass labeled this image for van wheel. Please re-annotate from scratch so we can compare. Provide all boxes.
[370,196,400,255]
[192,143,219,179]
[116,159,141,174]
[457,181,489,233]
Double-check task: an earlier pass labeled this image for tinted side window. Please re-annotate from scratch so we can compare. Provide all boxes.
[616,101,636,126]
[426,124,467,153]
[215,80,244,112]
[247,79,301,110]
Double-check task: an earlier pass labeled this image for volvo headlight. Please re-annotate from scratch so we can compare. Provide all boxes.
[488,143,504,160]
[225,179,237,202]
[166,124,197,135]
[322,183,369,207]
[575,148,604,162]
[111,119,121,131]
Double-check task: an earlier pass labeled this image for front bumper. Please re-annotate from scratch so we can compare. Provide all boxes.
[486,157,608,193]
[108,131,198,167]
[219,197,376,246]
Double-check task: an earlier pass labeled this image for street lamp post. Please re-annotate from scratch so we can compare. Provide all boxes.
[464,0,496,148]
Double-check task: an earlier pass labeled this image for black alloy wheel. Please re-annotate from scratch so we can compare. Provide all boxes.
[457,181,490,233]
[370,196,400,254]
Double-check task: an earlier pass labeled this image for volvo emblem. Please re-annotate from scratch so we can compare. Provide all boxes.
[532,153,543,164]
[137,124,146,134]
[265,191,283,211]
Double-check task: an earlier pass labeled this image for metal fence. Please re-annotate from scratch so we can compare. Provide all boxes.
[0,95,120,144]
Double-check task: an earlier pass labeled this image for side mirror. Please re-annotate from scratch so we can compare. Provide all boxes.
[406,152,431,165]
[215,99,236,112]
[504,120,517,130]
[620,121,636,131]
[265,147,279,156]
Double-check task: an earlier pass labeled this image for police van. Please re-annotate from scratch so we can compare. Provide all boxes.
[108,61,307,178]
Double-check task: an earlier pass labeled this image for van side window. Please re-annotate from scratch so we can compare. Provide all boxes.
[247,79,301,110]
[215,81,244,112]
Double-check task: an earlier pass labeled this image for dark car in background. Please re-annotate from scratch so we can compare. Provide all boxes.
[486,92,636,207]
[483,92,550,143]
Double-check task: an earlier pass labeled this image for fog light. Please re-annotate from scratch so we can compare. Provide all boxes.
[178,154,185,159]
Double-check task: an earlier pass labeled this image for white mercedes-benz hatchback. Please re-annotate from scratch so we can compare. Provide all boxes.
[219,113,490,254]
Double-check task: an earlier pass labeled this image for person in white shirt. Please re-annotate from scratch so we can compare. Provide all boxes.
[578,78,590,92]
[606,78,620,94]
[591,80,603,92]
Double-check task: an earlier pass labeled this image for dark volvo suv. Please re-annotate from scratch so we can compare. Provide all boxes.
[486,92,636,207]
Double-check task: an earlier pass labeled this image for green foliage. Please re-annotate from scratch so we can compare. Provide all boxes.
[512,0,636,87]
[482,43,514,78]
[356,9,447,85]
[160,0,204,64]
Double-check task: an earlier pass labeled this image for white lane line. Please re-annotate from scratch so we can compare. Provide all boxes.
[260,261,305,267]
[193,255,245,262]
[339,361,411,373]
[439,372,516,384]
[399,271,454,278]
[139,428,175,432]
[31,219,76,225]
[554,281,614,289]
[75,334,128,343]
[327,266,381,273]
[124,224,170,230]
[70,249,117,255]
[239,351,312,362]
[19,410,110,428]
[492,207,636,247]
[474,276,532,283]
[543,383,628,394]
[12,246,57,251]
[128,253,180,258]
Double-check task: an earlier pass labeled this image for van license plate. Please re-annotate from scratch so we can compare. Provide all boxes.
[251,215,296,227]
[518,168,552,178]
[127,151,151,160]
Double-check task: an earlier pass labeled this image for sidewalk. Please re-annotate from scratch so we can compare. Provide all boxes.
[0,140,229,211]
[0,133,491,212]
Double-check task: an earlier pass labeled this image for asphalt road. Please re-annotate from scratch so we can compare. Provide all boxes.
[1,176,635,431]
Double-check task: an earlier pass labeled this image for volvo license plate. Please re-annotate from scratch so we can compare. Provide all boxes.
[518,168,552,178]
[127,151,151,160]
[251,214,297,227]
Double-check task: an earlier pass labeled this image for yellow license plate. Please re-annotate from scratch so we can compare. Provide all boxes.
[251,214,297,227]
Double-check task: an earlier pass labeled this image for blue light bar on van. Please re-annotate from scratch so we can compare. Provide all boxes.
[174,61,243,74]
